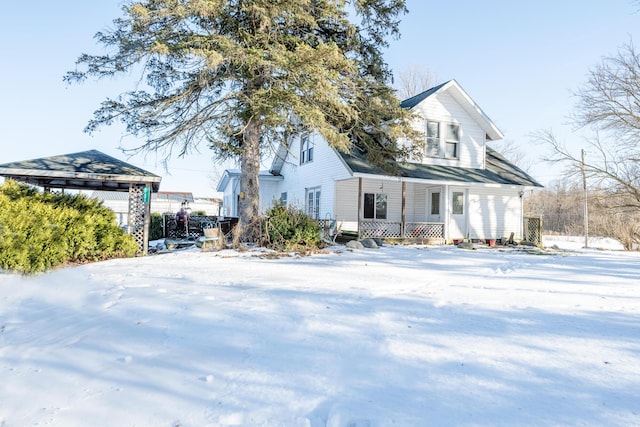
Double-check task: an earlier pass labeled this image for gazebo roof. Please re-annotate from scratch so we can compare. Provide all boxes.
[0,149,161,192]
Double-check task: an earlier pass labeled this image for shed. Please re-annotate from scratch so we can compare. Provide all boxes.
[0,149,161,255]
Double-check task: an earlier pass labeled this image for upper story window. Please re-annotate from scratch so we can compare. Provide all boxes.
[425,121,440,157]
[424,121,460,159]
[300,134,314,165]
[445,123,460,159]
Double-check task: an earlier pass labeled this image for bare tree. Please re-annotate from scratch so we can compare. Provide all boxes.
[525,181,640,249]
[537,41,640,249]
[536,129,640,208]
[525,180,584,234]
[396,65,438,100]
[572,41,640,144]
[589,189,640,250]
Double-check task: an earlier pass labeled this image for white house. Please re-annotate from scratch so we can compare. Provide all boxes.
[217,170,284,218]
[217,80,542,243]
[91,190,222,227]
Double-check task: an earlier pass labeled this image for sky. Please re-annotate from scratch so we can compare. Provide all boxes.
[1,1,639,196]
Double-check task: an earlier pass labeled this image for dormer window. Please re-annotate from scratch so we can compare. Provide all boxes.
[300,133,314,165]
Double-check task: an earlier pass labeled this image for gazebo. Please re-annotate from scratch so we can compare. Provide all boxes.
[0,149,161,255]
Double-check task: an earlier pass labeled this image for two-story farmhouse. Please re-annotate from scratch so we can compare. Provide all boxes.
[217,80,542,243]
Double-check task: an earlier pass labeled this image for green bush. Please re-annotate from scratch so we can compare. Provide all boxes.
[149,213,164,240]
[0,180,138,274]
[262,205,321,252]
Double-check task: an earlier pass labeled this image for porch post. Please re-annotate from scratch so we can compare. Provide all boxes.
[357,177,363,239]
[143,183,151,255]
[443,184,449,243]
[401,181,406,238]
[127,183,150,255]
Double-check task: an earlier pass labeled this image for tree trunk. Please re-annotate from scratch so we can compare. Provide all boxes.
[238,116,262,242]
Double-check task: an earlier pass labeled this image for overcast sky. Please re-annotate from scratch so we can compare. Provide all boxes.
[1,1,638,196]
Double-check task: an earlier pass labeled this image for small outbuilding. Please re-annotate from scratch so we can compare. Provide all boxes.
[0,149,161,255]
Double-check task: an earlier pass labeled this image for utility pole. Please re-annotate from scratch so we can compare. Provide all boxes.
[581,149,588,248]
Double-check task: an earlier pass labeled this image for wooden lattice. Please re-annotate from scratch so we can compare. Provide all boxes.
[359,221,446,240]
[524,216,542,246]
[405,222,445,239]
[360,220,402,238]
[128,185,146,254]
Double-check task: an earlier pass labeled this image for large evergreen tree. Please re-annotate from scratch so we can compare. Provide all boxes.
[66,0,419,240]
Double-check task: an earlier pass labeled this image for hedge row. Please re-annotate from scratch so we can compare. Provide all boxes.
[0,180,138,273]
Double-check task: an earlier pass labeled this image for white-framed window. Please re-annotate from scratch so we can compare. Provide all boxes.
[430,191,440,215]
[300,133,314,165]
[445,123,460,158]
[280,192,287,206]
[424,121,460,159]
[306,187,321,219]
[425,121,440,157]
[452,191,464,215]
[363,192,387,220]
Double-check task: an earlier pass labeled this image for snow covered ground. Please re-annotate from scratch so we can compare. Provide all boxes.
[1,238,639,426]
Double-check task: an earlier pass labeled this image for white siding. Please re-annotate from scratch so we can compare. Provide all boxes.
[407,182,429,222]
[360,179,402,221]
[218,174,283,216]
[220,176,240,216]
[259,178,284,213]
[410,91,486,169]
[276,132,352,219]
[467,187,522,240]
[335,178,359,231]
[403,182,415,222]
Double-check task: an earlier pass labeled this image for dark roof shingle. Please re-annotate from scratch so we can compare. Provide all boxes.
[338,146,543,187]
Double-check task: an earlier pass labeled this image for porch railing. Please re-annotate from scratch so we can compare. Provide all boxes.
[360,220,445,240]
[405,222,445,239]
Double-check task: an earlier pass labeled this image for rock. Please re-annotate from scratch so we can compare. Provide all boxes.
[346,240,365,250]
[457,241,475,250]
[360,238,379,249]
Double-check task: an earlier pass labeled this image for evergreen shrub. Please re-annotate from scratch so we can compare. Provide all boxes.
[149,213,164,240]
[0,180,138,273]
[262,205,321,252]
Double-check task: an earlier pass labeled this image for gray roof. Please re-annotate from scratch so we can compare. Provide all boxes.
[400,80,450,109]
[338,146,543,187]
[0,150,161,192]
[216,168,282,192]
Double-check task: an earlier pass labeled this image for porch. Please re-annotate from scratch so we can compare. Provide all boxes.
[332,177,526,244]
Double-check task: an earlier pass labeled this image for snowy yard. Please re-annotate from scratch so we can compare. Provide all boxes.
[1,238,639,426]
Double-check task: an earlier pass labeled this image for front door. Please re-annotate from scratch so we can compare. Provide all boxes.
[449,189,467,240]
[428,189,441,222]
